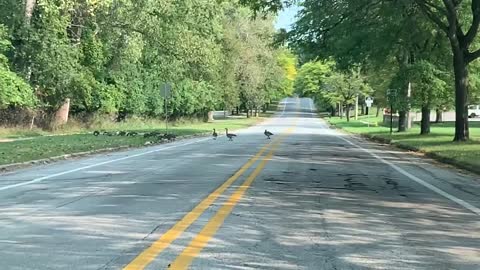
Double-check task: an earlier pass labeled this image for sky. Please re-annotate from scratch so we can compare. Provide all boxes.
[274,5,300,30]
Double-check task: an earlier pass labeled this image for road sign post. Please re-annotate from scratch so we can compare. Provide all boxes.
[161,83,172,134]
[387,89,397,135]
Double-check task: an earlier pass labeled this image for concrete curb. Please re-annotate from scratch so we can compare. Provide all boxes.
[0,131,211,174]
[327,121,480,176]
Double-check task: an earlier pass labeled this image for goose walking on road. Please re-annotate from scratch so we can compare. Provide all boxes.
[212,129,218,140]
[264,129,274,139]
[225,128,237,141]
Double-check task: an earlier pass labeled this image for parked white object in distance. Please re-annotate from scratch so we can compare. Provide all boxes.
[468,105,480,118]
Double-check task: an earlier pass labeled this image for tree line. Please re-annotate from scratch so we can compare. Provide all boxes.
[0,0,296,127]
[244,0,480,141]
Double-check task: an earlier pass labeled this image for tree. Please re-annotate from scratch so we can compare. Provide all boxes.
[412,0,480,141]
[0,0,290,128]
[242,0,480,141]
[0,24,36,109]
[277,49,297,97]
[325,68,372,122]
[294,60,335,113]
[408,60,449,134]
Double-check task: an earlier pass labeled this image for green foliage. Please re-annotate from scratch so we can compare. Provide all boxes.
[277,49,297,96]
[294,60,334,98]
[0,0,290,122]
[294,60,372,116]
[221,5,285,113]
[0,25,36,108]
[325,68,372,107]
[408,60,449,110]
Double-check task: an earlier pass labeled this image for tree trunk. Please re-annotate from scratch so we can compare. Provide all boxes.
[246,109,250,118]
[25,0,36,25]
[365,106,369,116]
[451,45,470,141]
[361,104,365,115]
[52,98,70,129]
[398,111,407,132]
[346,104,351,122]
[376,106,381,117]
[435,109,443,123]
[421,106,431,135]
[19,0,37,81]
[339,102,343,119]
[207,111,214,122]
[255,108,258,117]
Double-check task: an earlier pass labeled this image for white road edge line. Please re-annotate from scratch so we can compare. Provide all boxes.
[0,138,210,192]
[337,135,480,216]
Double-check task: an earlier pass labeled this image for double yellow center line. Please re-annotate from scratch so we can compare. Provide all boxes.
[124,129,292,270]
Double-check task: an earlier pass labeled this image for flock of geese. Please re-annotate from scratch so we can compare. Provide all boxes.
[212,128,273,141]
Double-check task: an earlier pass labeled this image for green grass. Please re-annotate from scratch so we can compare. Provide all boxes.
[327,115,480,172]
[0,128,48,139]
[0,117,264,166]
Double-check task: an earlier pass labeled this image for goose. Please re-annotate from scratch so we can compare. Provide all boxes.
[164,133,177,141]
[264,129,274,139]
[212,129,218,140]
[93,131,100,136]
[225,128,237,141]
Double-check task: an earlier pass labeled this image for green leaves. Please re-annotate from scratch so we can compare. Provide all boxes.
[294,60,372,113]
[408,60,449,109]
[0,0,288,120]
[294,60,334,98]
[0,25,36,109]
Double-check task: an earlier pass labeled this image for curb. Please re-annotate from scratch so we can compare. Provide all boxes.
[327,121,480,176]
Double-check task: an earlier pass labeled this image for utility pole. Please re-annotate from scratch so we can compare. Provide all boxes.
[387,89,396,135]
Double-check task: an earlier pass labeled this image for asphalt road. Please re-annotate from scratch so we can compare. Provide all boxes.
[0,98,479,270]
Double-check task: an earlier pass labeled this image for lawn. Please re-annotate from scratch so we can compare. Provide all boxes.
[0,117,264,166]
[327,115,480,173]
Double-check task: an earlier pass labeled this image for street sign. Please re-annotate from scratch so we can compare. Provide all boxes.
[387,88,398,102]
[365,97,374,108]
[160,83,172,98]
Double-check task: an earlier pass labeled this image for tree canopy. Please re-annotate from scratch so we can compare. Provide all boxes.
[0,0,290,124]
[244,0,480,140]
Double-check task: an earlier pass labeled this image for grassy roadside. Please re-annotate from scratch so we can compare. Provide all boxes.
[0,116,266,166]
[326,114,480,173]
